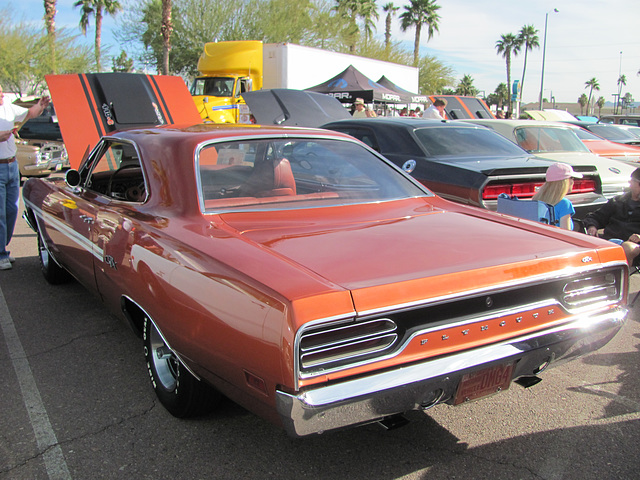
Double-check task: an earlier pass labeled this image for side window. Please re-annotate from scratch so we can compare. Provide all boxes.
[85,140,146,202]
[334,128,380,152]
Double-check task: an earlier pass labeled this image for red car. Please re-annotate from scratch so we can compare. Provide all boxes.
[22,73,629,437]
[566,124,640,164]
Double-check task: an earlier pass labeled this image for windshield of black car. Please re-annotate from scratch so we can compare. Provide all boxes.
[413,126,528,157]
[197,138,428,212]
[513,126,590,153]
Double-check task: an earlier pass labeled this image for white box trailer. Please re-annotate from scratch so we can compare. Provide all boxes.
[262,43,419,93]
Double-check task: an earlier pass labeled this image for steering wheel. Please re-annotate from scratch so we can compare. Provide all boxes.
[107,164,142,199]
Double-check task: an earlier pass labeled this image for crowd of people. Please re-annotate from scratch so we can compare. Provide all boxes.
[349,97,510,120]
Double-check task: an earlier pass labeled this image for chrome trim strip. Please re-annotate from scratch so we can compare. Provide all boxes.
[355,263,626,318]
[24,199,103,262]
[277,307,627,437]
[293,265,627,383]
[298,299,558,380]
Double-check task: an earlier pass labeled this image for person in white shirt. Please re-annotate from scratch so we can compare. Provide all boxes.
[352,98,377,118]
[0,85,50,270]
[422,98,447,120]
[352,98,367,117]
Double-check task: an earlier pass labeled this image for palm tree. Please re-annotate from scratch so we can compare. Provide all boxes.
[517,25,539,104]
[495,33,520,114]
[456,74,477,96]
[494,83,509,111]
[160,0,172,75]
[596,96,606,116]
[74,0,123,72]
[382,3,399,49]
[334,0,379,52]
[578,93,588,115]
[615,74,627,114]
[44,0,57,73]
[584,77,600,115]
[399,0,441,65]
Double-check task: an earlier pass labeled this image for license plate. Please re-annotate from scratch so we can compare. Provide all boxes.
[454,363,514,405]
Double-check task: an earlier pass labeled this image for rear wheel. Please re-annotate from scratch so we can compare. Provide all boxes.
[143,316,220,417]
[37,232,71,284]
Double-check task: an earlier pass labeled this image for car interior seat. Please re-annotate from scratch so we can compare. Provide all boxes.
[241,158,296,197]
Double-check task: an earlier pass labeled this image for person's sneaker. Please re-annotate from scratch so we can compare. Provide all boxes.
[8,256,15,263]
[0,258,12,270]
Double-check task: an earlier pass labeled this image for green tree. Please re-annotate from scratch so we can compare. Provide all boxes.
[382,2,399,49]
[0,15,92,95]
[578,93,588,115]
[486,82,509,111]
[415,53,454,94]
[517,25,539,104]
[112,50,134,72]
[306,1,346,49]
[334,0,378,53]
[399,0,441,65]
[615,74,626,114]
[584,77,600,115]
[623,92,634,112]
[596,96,605,116]
[455,74,477,96]
[74,0,123,72]
[495,33,520,114]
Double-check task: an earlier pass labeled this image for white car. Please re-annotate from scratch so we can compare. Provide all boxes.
[463,119,635,199]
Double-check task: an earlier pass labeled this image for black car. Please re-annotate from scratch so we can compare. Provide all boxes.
[17,104,63,142]
[563,121,640,146]
[321,117,605,217]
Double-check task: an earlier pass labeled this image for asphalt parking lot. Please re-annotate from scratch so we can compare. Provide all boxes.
[2,187,640,480]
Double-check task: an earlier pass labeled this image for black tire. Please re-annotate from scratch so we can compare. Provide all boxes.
[37,232,72,284]
[143,316,220,417]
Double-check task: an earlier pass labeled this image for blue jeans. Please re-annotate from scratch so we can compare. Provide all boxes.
[0,160,19,260]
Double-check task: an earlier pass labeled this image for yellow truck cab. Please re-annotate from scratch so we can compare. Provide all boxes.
[190,41,263,123]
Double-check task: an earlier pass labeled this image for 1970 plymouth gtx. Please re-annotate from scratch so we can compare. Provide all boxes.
[22,73,629,437]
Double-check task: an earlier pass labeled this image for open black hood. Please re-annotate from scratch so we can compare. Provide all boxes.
[242,89,351,127]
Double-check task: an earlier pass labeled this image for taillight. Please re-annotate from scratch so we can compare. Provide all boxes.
[483,182,543,200]
[571,178,596,194]
[483,178,596,200]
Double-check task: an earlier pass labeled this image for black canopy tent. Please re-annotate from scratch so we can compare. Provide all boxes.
[376,76,428,104]
[306,65,403,104]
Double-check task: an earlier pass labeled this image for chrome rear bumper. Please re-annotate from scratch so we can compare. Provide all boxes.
[276,307,627,437]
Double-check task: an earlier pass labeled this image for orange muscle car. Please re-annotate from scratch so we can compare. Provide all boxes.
[21,73,629,437]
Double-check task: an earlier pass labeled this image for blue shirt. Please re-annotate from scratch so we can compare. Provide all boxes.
[553,197,575,229]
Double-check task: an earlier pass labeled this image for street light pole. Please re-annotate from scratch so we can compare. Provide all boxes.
[539,8,558,110]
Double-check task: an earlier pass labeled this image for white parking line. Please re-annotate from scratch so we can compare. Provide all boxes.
[0,285,72,480]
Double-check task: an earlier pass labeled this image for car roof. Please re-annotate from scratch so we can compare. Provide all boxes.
[323,117,483,129]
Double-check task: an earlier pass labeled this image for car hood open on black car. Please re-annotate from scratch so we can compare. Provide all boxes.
[242,89,351,127]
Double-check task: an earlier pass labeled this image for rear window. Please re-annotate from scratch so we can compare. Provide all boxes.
[514,127,589,153]
[414,126,527,157]
[196,137,428,212]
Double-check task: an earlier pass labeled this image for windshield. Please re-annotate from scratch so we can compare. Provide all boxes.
[571,128,602,140]
[197,138,427,212]
[413,126,528,157]
[588,125,639,141]
[514,126,589,153]
[191,77,235,97]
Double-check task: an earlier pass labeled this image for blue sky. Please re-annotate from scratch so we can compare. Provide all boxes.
[13,0,640,104]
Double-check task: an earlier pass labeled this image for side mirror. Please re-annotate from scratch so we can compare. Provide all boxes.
[65,169,81,187]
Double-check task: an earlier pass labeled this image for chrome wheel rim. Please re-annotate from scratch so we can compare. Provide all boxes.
[148,322,178,391]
